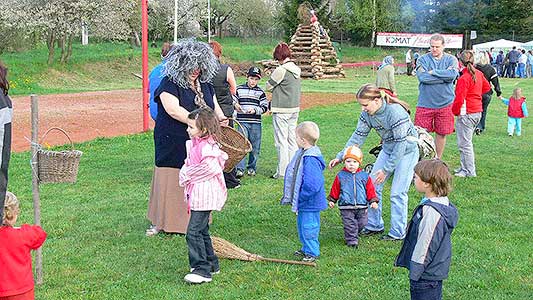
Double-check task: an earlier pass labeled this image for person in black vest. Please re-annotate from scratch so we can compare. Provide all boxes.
[475,51,502,135]
[0,61,12,219]
[209,41,240,189]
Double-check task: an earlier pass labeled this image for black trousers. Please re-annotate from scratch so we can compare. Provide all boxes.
[340,208,368,246]
[477,92,492,131]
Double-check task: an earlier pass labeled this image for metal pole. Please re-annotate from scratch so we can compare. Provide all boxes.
[174,0,178,43]
[30,94,43,284]
[207,0,211,42]
[141,0,149,131]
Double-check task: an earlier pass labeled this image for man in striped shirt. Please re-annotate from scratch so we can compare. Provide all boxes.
[235,67,268,177]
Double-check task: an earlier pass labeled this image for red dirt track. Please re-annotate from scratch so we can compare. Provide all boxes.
[12,90,353,152]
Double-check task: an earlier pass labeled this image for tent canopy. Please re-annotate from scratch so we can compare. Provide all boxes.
[473,39,524,51]
[522,41,533,50]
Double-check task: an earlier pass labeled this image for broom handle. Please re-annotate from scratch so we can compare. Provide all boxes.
[258,257,316,267]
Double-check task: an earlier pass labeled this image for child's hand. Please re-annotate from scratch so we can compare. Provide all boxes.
[370,202,378,209]
[328,201,335,208]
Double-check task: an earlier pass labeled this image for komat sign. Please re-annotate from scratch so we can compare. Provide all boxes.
[376,32,464,49]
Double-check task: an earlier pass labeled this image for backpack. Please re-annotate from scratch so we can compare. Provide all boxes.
[414,125,436,160]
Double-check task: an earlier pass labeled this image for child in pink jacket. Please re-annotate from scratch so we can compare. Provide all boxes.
[179,107,228,284]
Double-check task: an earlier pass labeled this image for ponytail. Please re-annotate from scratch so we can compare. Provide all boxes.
[356,83,410,114]
[460,50,476,83]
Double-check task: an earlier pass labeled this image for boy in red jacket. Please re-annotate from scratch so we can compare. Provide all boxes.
[452,51,491,178]
[0,192,47,300]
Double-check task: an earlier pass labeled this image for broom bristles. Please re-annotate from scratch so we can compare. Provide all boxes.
[211,236,261,261]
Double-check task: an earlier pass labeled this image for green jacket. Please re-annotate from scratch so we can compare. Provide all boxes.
[267,61,301,113]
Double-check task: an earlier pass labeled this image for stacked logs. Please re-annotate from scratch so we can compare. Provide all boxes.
[256,23,345,80]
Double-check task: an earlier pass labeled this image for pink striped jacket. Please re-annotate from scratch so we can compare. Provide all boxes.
[179,136,228,211]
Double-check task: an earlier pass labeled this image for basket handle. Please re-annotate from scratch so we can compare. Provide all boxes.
[39,127,75,150]
[228,118,249,139]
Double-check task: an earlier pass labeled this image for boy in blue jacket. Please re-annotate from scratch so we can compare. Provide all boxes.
[280,121,327,262]
[395,159,458,300]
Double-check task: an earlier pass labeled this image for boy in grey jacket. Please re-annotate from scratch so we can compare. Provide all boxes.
[395,159,458,300]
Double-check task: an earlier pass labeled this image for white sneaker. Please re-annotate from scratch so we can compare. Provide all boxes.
[184,273,212,284]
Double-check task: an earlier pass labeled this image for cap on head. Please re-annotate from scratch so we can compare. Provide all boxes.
[247,66,262,79]
[343,145,363,164]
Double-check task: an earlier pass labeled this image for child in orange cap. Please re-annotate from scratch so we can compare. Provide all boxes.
[328,145,378,248]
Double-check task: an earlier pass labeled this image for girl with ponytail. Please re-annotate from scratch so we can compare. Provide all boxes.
[451,50,491,177]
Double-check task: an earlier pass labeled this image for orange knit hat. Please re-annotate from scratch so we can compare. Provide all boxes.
[343,145,363,164]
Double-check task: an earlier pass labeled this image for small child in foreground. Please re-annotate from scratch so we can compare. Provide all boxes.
[179,107,228,284]
[395,159,458,300]
[502,87,528,136]
[0,192,47,300]
[328,145,378,248]
[280,121,327,262]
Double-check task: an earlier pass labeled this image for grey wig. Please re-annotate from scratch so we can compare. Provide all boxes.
[163,38,219,89]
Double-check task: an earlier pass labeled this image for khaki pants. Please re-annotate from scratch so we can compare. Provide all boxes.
[272,112,299,177]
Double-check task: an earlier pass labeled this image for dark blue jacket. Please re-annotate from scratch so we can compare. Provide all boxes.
[395,197,458,281]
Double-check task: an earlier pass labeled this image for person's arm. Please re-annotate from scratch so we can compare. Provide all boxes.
[226,67,237,96]
[409,206,445,281]
[160,92,190,123]
[481,75,491,95]
[335,114,372,161]
[490,72,502,97]
[381,117,413,174]
[430,57,459,82]
[212,95,228,125]
[258,91,269,114]
[327,175,341,202]
[501,98,509,106]
[22,224,47,250]
[451,76,468,116]
[522,101,529,117]
[179,145,227,186]
[365,177,379,203]
[266,66,286,92]
[416,58,445,84]
[388,67,397,94]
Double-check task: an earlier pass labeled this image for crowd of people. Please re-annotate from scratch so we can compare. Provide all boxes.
[0,33,529,300]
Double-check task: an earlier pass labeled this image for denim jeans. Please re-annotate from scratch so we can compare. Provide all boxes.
[456,113,481,176]
[366,146,419,239]
[410,279,443,300]
[297,211,321,257]
[517,63,526,78]
[186,210,219,278]
[272,112,299,177]
[237,122,262,172]
[477,92,492,131]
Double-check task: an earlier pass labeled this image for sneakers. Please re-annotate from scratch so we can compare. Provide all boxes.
[236,170,244,178]
[474,128,482,135]
[294,250,305,257]
[270,174,284,179]
[381,234,403,241]
[145,225,159,237]
[302,255,317,262]
[190,267,220,275]
[347,243,358,248]
[360,228,384,236]
[454,171,476,178]
[247,169,256,176]
[184,273,212,284]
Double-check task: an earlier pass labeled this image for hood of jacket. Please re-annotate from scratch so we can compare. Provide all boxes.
[426,200,459,230]
[281,61,301,79]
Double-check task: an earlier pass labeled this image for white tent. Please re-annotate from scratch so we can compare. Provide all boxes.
[522,41,533,50]
[473,39,524,52]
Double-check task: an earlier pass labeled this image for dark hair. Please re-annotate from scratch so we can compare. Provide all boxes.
[273,42,291,61]
[187,107,221,138]
[161,42,173,58]
[0,62,9,95]
[414,159,452,197]
[459,50,476,83]
[209,41,222,59]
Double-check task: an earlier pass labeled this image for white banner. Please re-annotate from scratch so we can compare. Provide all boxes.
[376,32,464,49]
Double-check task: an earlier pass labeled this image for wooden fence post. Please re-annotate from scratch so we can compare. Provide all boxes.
[30,94,43,284]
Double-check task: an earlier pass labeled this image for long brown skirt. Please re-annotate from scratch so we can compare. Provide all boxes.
[146,166,189,234]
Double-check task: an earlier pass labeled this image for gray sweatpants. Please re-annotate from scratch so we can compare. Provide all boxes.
[456,113,481,176]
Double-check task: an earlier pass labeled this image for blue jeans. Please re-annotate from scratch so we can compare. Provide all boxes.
[297,211,321,257]
[517,63,526,78]
[237,122,262,172]
[366,147,419,239]
[186,211,218,278]
[410,279,443,300]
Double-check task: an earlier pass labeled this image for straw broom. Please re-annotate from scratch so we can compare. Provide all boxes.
[211,236,317,267]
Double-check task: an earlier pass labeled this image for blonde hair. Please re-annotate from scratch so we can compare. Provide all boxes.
[296,121,320,146]
[512,87,523,100]
[475,51,490,65]
[2,192,19,226]
[356,83,411,113]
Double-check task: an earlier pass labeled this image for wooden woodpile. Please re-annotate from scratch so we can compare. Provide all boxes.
[257,23,345,80]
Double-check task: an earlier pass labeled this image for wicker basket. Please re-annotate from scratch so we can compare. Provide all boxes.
[218,120,252,172]
[37,127,83,183]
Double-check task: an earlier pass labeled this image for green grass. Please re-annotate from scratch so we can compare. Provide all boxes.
[2,39,411,96]
[8,74,533,299]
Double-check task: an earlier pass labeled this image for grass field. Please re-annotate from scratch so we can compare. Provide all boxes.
[8,72,533,299]
[1,38,407,96]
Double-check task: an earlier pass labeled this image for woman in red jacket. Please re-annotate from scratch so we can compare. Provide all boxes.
[452,50,491,178]
[0,192,47,300]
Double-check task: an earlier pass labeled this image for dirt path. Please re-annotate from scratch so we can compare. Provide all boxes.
[12,90,354,152]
